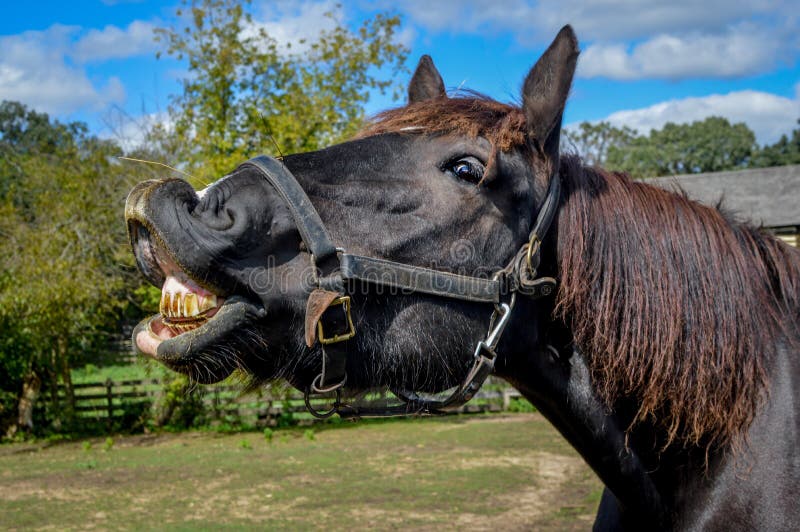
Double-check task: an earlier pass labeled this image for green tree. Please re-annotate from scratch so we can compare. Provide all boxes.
[750,119,800,167]
[153,0,408,181]
[563,121,637,166]
[0,101,152,436]
[606,116,757,177]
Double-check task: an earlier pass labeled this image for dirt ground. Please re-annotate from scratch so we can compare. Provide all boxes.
[0,413,603,530]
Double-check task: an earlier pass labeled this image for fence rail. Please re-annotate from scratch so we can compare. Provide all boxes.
[49,377,525,431]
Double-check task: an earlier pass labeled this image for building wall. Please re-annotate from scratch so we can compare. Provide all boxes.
[771,226,799,248]
[777,233,798,248]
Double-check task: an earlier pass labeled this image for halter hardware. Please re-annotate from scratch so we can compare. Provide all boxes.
[240,155,561,419]
[316,295,355,345]
[525,233,541,273]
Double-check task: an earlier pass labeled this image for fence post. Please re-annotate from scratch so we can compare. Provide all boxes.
[502,388,512,411]
[105,378,114,431]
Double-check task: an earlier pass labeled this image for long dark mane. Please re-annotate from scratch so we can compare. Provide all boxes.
[360,96,800,451]
[555,156,800,451]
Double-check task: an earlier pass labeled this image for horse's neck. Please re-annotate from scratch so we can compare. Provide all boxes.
[502,335,800,529]
[498,340,667,525]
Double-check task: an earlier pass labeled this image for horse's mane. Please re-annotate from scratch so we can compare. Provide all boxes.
[360,95,800,451]
[555,156,800,451]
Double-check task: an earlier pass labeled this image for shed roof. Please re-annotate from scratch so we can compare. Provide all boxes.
[645,165,800,228]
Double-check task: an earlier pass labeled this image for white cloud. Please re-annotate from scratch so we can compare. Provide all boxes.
[100,109,172,153]
[244,1,415,58]
[578,25,784,80]
[0,26,126,115]
[591,89,800,145]
[0,19,159,116]
[387,0,790,44]
[527,0,780,42]
[383,0,535,36]
[72,20,158,63]
[388,0,798,81]
[246,0,341,54]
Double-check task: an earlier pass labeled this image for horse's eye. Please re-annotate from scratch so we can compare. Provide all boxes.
[444,157,485,184]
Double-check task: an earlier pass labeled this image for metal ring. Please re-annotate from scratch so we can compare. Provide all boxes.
[304,386,341,419]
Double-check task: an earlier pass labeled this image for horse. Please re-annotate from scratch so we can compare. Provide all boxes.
[125,25,800,530]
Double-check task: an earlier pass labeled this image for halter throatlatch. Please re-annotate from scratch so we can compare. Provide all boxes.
[240,155,561,418]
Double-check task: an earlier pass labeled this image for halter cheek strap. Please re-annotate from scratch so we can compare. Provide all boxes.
[240,155,560,418]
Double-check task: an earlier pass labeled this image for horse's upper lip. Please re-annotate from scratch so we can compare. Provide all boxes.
[126,178,229,295]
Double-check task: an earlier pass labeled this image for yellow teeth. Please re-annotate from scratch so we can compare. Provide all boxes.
[166,322,203,335]
[160,292,217,320]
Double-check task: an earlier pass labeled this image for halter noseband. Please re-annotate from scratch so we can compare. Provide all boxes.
[240,155,560,418]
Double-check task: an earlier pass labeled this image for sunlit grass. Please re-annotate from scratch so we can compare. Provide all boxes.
[0,414,601,530]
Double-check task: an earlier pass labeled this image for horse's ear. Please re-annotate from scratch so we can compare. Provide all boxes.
[522,25,579,159]
[408,55,446,103]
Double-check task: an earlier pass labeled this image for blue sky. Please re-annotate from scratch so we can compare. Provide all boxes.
[2,0,798,148]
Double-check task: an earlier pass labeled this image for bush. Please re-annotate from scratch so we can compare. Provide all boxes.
[507,397,537,413]
[152,375,207,429]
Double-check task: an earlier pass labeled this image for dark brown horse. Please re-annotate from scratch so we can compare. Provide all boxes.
[125,26,800,530]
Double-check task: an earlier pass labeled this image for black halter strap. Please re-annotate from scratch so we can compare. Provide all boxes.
[239,155,561,417]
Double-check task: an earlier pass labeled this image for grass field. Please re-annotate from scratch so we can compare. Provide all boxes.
[0,413,603,530]
[71,360,155,384]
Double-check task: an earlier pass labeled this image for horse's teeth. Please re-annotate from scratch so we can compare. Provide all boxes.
[184,293,199,317]
[199,294,217,314]
[160,292,171,317]
[160,292,218,320]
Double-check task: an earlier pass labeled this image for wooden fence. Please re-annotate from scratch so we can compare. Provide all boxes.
[54,377,525,431]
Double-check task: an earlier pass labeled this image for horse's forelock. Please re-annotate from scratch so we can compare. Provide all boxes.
[356,94,528,153]
[555,155,800,453]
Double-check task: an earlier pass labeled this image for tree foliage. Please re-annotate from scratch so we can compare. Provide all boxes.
[0,101,153,436]
[750,119,800,167]
[1,2,410,437]
[563,121,636,166]
[567,116,800,178]
[153,0,409,180]
[604,116,757,177]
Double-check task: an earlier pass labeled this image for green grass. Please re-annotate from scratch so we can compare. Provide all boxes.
[71,360,154,384]
[0,413,601,530]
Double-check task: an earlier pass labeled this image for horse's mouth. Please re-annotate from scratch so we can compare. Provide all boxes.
[134,275,226,358]
[129,220,266,382]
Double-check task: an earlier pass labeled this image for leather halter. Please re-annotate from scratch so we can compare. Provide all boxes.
[240,154,561,418]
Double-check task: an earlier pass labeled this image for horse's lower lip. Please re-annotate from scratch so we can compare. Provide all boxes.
[135,315,168,357]
[134,304,222,357]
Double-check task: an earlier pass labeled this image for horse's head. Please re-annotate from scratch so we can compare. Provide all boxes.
[125,27,578,396]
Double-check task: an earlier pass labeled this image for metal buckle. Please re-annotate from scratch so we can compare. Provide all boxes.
[317,296,356,344]
[485,300,513,351]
